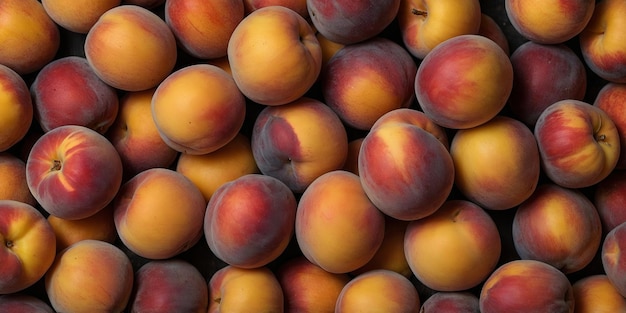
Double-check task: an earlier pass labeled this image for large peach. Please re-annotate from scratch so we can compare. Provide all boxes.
[0,64,33,152]
[84,5,177,91]
[415,34,513,129]
[594,170,626,233]
[296,170,385,274]
[208,265,284,312]
[46,204,117,252]
[601,221,626,297]
[152,64,246,155]
[594,82,626,169]
[45,240,134,313]
[42,0,121,34]
[321,37,417,130]
[30,56,119,134]
[26,125,123,220]
[113,168,206,259]
[205,173,296,268]
[227,6,322,105]
[0,153,36,206]
[251,97,348,193]
[358,108,454,221]
[572,274,626,312]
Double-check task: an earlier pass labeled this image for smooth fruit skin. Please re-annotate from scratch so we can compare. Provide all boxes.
[594,170,626,233]
[46,204,117,252]
[478,13,510,55]
[42,0,121,34]
[572,274,626,313]
[0,152,37,206]
[0,64,33,152]
[594,82,626,169]
[602,221,626,298]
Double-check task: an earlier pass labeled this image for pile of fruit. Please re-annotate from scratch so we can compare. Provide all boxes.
[1,0,625,312]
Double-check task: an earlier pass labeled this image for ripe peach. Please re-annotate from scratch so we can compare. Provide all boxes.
[0,64,33,152]
[0,294,55,313]
[594,82,626,169]
[594,170,626,233]
[84,5,177,91]
[572,274,626,312]
[208,265,284,312]
[420,292,480,313]
[47,204,117,252]
[0,152,36,206]
[601,221,626,297]
[42,0,121,34]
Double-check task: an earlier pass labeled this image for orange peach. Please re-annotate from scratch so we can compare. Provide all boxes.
[45,239,134,313]
[47,204,117,252]
[572,274,626,312]
[0,152,36,206]
[42,0,121,34]
[152,64,246,155]
[0,294,55,313]
[295,170,386,274]
[594,82,626,169]
[208,265,284,312]
[84,5,177,91]
[0,64,33,152]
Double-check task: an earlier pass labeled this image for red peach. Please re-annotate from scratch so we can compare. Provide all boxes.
[594,82,626,169]
[601,221,626,297]
[594,170,626,233]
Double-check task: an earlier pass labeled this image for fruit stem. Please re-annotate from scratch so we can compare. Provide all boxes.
[51,160,62,171]
[412,8,427,16]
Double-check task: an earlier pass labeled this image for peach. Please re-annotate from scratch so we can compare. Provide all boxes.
[227,6,322,106]
[358,108,454,221]
[47,204,117,252]
[0,0,60,75]
[251,97,348,193]
[478,13,510,55]
[415,34,513,129]
[601,221,626,297]
[0,200,56,294]
[0,294,55,313]
[0,64,33,152]
[397,0,482,59]
[208,265,284,312]
[113,168,206,259]
[30,56,120,134]
[295,170,385,274]
[450,116,541,210]
[594,82,626,169]
[479,259,575,312]
[45,239,134,313]
[534,99,620,189]
[308,0,400,45]
[84,5,178,91]
[105,88,179,178]
[26,125,123,220]
[204,173,296,268]
[176,133,259,202]
[507,41,587,127]
[335,269,420,312]
[404,199,502,291]
[594,170,626,233]
[0,152,36,206]
[321,37,417,130]
[275,256,351,313]
[505,0,595,44]
[42,0,121,34]
[152,64,246,155]
[130,259,209,313]
[420,292,480,313]
[572,274,626,312]
[244,0,308,18]
[165,0,244,59]
[513,183,602,274]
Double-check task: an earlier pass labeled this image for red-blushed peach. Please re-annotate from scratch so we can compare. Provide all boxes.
[0,200,56,294]
[316,32,345,68]
[0,294,55,313]
[105,88,179,178]
[0,0,60,75]
[420,292,480,313]
[251,97,348,193]
[130,259,209,313]
[295,170,385,274]
[84,5,177,91]
[594,170,626,233]
[513,183,602,273]
[602,221,626,297]
[579,0,626,83]
[208,265,284,312]
[176,133,259,203]
[507,41,587,127]
[479,259,575,313]
[534,99,620,189]
[343,137,364,176]
[227,6,322,106]
[308,0,400,45]
[47,204,117,252]
[404,200,501,291]
[41,0,120,34]
[244,0,308,18]
[204,173,296,268]
[594,82,626,169]
[321,37,417,130]
[165,0,244,59]
[275,256,351,313]
[26,125,123,220]
[45,239,134,313]
[505,0,594,44]
[358,108,454,221]
[572,274,626,312]
[397,0,482,59]
[450,116,541,210]
[152,64,246,155]
[113,168,206,260]
[335,269,420,312]
[30,56,120,134]
[478,13,510,55]
[0,152,36,206]
[0,64,33,152]
[415,34,513,129]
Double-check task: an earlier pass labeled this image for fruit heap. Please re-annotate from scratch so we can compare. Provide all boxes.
[0,0,625,312]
